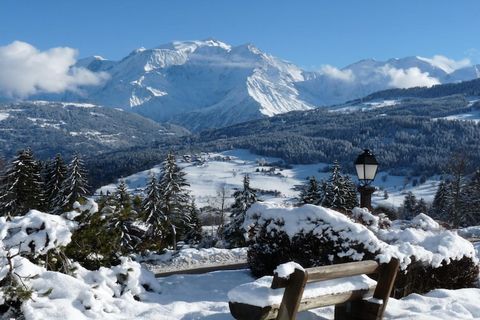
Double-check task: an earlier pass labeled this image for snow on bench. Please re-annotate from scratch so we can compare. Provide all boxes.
[228,259,399,320]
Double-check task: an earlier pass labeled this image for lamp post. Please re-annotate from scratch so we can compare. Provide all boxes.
[354,149,379,210]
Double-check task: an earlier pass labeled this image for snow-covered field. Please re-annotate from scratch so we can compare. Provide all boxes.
[97,149,440,208]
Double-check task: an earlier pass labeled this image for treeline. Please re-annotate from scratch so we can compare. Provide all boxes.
[0,149,89,216]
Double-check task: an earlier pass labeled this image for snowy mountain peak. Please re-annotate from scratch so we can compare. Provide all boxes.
[156,39,231,53]
[30,40,480,131]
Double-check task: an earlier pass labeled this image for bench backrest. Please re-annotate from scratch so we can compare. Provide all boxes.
[271,259,399,320]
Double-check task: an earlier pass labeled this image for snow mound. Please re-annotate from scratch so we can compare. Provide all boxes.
[19,257,165,320]
[274,262,304,279]
[386,288,480,319]
[410,213,441,231]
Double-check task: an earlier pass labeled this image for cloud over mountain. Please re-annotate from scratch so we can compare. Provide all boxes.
[0,41,108,98]
[381,66,440,88]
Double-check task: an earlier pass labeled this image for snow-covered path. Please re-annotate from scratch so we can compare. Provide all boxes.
[155,269,253,319]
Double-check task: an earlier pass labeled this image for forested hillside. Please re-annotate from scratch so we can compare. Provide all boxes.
[195,95,480,176]
[359,78,480,102]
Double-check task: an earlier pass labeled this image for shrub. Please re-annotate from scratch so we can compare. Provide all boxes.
[244,203,479,297]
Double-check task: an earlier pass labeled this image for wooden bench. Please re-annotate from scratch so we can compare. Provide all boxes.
[229,258,400,320]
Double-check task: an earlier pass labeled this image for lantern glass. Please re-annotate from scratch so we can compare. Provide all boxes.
[356,163,378,181]
[354,149,379,185]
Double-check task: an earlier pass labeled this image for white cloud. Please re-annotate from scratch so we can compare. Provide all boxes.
[0,41,109,98]
[417,55,471,74]
[381,65,440,89]
[319,65,355,82]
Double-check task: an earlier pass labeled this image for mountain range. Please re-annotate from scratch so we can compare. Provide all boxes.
[30,39,480,131]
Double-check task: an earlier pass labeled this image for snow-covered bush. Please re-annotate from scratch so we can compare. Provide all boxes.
[244,203,382,277]
[0,210,77,317]
[0,208,166,319]
[244,203,478,297]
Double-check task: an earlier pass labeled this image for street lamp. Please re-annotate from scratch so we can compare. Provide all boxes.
[354,149,379,210]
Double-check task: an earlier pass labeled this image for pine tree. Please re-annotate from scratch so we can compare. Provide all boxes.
[430,180,452,221]
[459,170,480,226]
[57,154,89,212]
[299,176,323,205]
[224,174,257,247]
[142,173,165,239]
[44,154,67,213]
[107,205,142,255]
[322,162,358,212]
[184,201,203,244]
[158,152,191,250]
[114,179,131,209]
[414,198,428,215]
[0,149,43,217]
[402,192,418,220]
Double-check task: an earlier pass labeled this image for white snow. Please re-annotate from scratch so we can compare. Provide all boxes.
[274,261,305,279]
[142,247,247,274]
[385,288,480,319]
[0,210,75,256]
[27,117,65,129]
[330,99,399,113]
[0,112,9,121]
[442,111,480,123]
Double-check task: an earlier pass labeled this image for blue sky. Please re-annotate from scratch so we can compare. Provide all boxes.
[0,0,478,69]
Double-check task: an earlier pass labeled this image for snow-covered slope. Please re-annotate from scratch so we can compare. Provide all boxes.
[32,40,480,130]
[0,101,188,159]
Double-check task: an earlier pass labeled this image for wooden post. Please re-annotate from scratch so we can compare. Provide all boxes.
[371,258,400,317]
[276,268,308,320]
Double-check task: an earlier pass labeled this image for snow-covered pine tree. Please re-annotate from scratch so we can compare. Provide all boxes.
[57,154,89,212]
[184,200,203,244]
[322,162,358,212]
[142,173,165,239]
[430,180,452,221]
[459,170,480,226]
[158,152,191,250]
[44,154,67,213]
[299,176,323,205]
[0,148,43,217]
[224,174,257,248]
[414,198,428,215]
[402,191,418,220]
[114,179,131,209]
[107,206,142,255]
